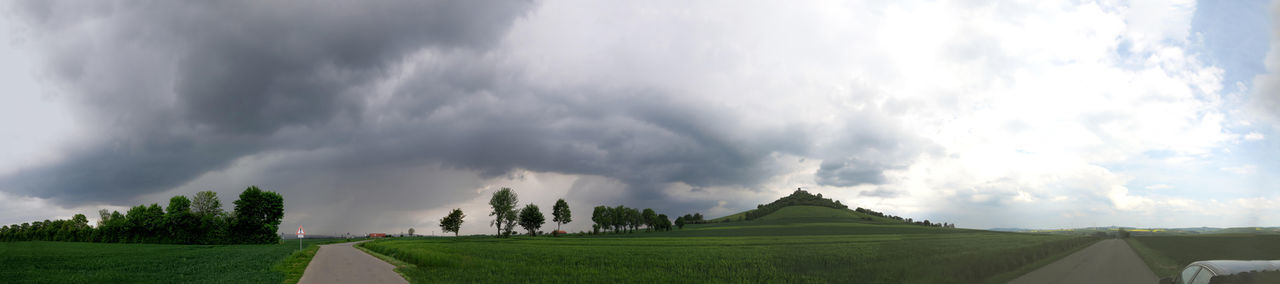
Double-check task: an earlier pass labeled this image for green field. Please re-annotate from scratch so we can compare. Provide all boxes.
[362,208,1099,283]
[0,238,349,283]
[1126,234,1280,278]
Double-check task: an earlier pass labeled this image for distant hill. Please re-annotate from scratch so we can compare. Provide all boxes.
[707,189,952,228]
[990,226,1280,235]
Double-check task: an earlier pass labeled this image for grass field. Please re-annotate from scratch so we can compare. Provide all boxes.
[362,219,1098,283]
[1126,234,1280,278]
[0,238,352,283]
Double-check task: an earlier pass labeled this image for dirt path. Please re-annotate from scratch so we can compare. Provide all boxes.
[1010,239,1158,284]
[298,240,407,284]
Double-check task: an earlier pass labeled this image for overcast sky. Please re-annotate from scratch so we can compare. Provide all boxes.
[1,0,1278,235]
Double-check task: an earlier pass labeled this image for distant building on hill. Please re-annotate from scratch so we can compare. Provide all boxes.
[368,233,386,238]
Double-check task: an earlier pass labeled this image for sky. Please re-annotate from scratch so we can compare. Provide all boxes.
[0,0,1278,236]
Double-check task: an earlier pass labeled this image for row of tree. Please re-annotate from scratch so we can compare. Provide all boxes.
[854,207,954,228]
[674,213,706,228]
[0,186,285,244]
[462,187,573,237]
[589,205,673,234]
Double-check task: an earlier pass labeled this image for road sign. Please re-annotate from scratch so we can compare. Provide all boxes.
[296,226,305,250]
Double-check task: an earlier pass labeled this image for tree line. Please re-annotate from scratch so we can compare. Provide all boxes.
[439,187,683,237]
[589,205,673,234]
[674,213,705,228]
[0,186,285,244]
[854,207,955,228]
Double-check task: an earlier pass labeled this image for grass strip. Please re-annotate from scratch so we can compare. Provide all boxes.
[355,241,418,282]
[1125,237,1190,278]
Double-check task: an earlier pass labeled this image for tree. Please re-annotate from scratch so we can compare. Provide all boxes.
[518,204,545,236]
[656,214,670,231]
[439,208,465,237]
[191,191,224,217]
[408,228,415,236]
[552,199,572,233]
[591,206,607,234]
[627,208,642,232]
[675,216,686,229]
[502,212,518,237]
[641,208,657,231]
[165,195,197,244]
[230,186,285,244]
[488,188,518,237]
[611,205,626,233]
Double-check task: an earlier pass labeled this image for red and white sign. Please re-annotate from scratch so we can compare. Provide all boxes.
[297,226,305,239]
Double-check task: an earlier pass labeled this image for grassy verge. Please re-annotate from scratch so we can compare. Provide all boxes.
[355,242,419,282]
[1125,237,1181,278]
[984,236,1102,283]
[362,233,1095,283]
[1126,234,1280,279]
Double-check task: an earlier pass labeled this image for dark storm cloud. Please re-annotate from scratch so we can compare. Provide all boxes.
[2,0,929,218]
[2,0,535,204]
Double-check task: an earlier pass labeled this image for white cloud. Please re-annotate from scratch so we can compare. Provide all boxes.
[1245,132,1265,141]
[1145,184,1174,190]
[1221,165,1258,175]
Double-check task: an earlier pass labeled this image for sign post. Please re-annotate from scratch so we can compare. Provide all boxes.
[296,226,305,250]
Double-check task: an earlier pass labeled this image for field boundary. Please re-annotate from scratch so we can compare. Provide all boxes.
[355,241,417,282]
[1124,238,1180,278]
[982,237,1103,283]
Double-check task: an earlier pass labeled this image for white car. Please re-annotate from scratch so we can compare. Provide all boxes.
[1161,260,1280,284]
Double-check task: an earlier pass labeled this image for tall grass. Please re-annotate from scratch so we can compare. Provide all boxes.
[1128,234,1280,278]
[363,233,1096,283]
[0,238,349,283]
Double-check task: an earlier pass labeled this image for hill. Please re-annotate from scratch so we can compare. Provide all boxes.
[708,189,950,228]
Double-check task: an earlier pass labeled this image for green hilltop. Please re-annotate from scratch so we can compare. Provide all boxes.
[707,188,953,228]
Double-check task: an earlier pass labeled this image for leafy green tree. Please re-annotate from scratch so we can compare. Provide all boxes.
[675,216,686,229]
[192,191,224,217]
[502,211,518,237]
[552,199,571,233]
[611,205,626,233]
[488,188,519,237]
[231,186,285,244]
[627,208,642,232]
[641,208,657,231]
[591,206,607,234]
[656,214,671,231]
[439,208,465,237]
[408,228,415,236]
[165,195,198,244]
[518,204,545,236]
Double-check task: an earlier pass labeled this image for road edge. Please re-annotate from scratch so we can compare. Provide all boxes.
[354,241,416,283]
[273,238,368,284]
[983,236,1104,283]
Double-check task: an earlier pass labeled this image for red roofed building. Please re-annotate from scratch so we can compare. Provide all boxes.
[368,233,386,238]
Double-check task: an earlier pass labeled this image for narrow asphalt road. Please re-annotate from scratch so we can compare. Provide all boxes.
[299,240,407,284]
[1010,239,1159,284]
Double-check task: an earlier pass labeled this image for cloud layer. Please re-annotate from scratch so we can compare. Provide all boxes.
[1,0,1276,234]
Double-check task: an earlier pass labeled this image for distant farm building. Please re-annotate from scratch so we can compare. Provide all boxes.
[368,233,387,238]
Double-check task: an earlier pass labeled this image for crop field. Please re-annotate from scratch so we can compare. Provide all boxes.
[1126,234,1280,278]
[362,231,1097,283]
[0,238,348,283]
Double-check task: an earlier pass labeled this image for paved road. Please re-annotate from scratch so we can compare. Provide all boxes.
[299,240,407,284]
[1010,239,1159,284]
